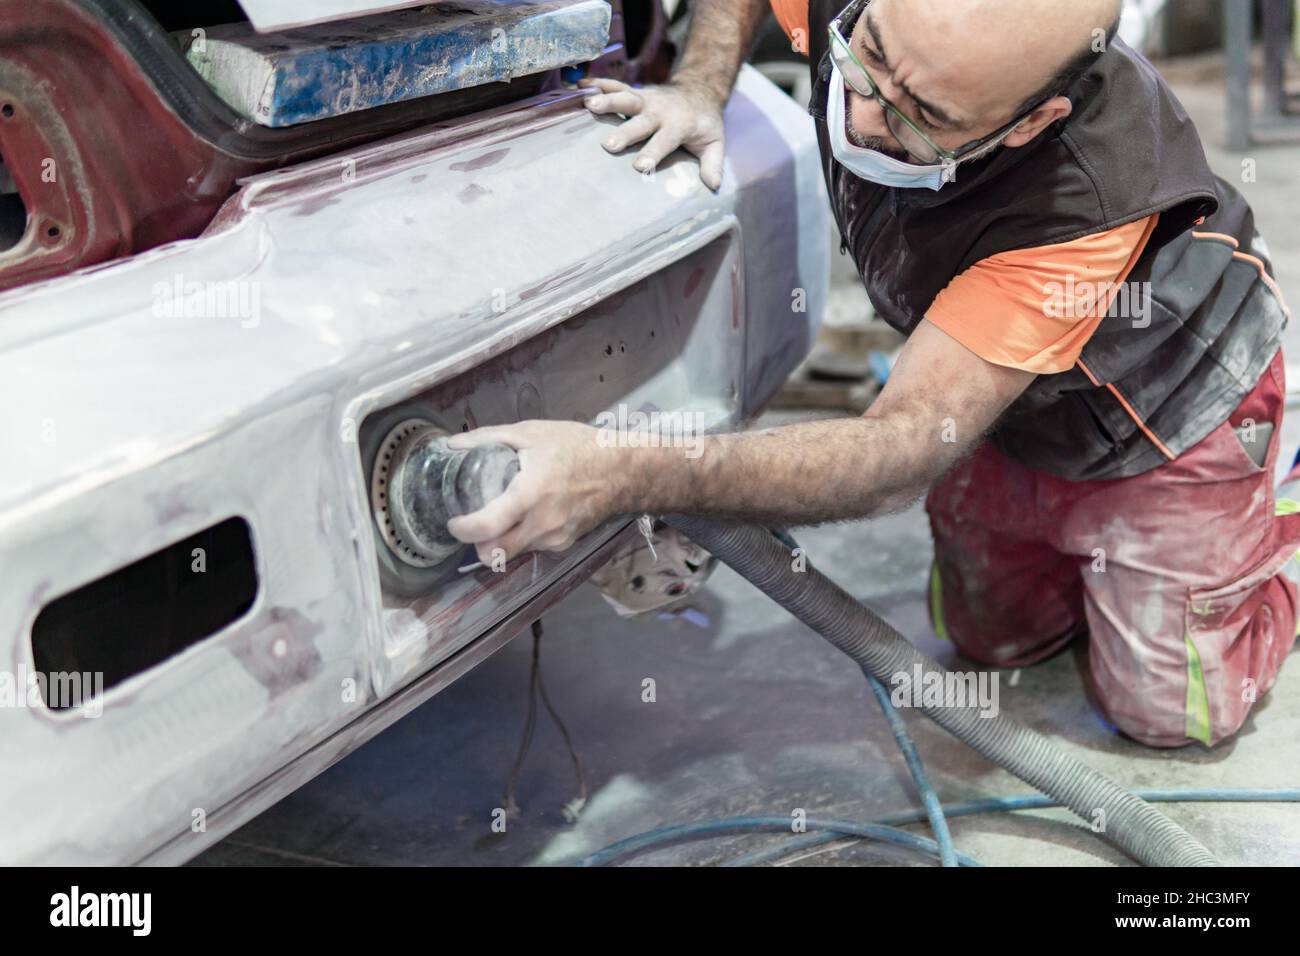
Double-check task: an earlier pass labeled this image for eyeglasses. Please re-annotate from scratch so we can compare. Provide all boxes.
[828,0,1030,166]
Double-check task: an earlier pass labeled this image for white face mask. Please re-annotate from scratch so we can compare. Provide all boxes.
[826,62,956,191]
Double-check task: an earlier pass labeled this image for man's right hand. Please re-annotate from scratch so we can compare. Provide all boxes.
[578,78,726,191]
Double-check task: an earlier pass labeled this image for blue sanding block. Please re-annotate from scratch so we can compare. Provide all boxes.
[184,0,612,127]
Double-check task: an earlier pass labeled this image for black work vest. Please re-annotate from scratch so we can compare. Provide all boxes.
[805,0,1288,480]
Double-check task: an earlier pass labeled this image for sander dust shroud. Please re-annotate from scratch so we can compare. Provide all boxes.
[378,437,1218,866]
[368,418,522,594]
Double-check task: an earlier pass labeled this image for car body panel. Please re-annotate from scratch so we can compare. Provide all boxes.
[0,0,543,293]
[0,65,828,864]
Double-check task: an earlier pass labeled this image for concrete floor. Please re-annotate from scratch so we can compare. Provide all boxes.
[193,57,1300,868]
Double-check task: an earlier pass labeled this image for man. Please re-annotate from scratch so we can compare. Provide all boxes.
[447,0,1297,748]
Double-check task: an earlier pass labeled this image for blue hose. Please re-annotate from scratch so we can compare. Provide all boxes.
[572,789,1300,867]
[863,670,957,867]
[784,528,954,867]
[571,526,1293,867]
[663,516,1219,865]
[573,815,985,867]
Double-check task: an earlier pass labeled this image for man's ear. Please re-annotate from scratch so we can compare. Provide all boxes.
[1002,95,1073,148]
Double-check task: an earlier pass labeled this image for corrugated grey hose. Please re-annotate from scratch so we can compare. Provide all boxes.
[663,514,1219,867]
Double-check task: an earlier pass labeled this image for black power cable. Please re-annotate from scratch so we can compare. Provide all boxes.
[501,619,588,823]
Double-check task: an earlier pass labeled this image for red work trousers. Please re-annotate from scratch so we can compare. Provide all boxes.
[926,351,1299,747]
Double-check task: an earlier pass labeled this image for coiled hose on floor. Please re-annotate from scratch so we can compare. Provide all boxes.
[663,514,1220,867]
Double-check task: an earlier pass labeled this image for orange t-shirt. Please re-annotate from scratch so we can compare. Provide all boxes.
[926,216,1159,374]
[771,0,811,52]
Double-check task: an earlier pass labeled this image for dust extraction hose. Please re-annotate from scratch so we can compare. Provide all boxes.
[663,514,1219,868]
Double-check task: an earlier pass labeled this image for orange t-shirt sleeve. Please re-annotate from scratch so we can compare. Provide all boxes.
[925,214,1160,375]
[769,0,811,53]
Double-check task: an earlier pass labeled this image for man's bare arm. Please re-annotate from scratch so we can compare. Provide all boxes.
[671,0,774,107]
[621,320,1036,525]
[446,321,1036,559]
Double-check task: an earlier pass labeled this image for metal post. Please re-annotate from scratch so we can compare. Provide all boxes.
[1262,0,1291,118]
[1225,0,1254,150]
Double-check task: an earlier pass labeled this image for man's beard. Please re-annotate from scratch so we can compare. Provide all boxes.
[843,111,911,161]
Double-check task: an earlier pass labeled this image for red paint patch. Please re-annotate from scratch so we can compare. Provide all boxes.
[683,266,704,299]
[450,148,510,172]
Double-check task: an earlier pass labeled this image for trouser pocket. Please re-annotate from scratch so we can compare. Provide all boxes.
[1182,510,1300,745]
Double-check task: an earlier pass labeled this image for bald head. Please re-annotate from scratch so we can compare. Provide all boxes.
[843,0,1122,162]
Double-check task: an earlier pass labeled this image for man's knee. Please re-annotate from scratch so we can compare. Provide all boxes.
[929,557,1082,668]
[1093,671,1256,749]
[1088,577,1297,748]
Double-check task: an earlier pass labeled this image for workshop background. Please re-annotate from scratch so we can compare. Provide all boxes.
[194,0,1300,867]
